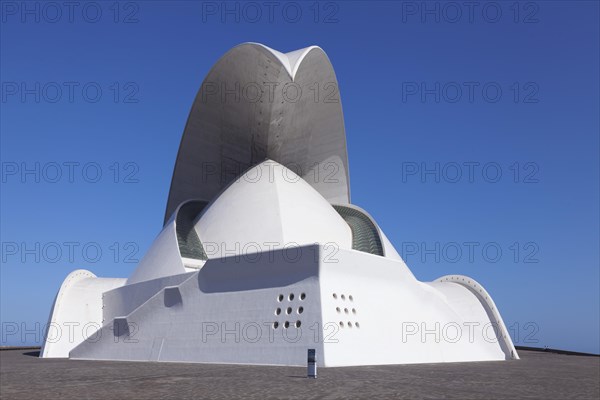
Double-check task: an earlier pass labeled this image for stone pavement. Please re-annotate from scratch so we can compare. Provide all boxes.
[1,349,598,399]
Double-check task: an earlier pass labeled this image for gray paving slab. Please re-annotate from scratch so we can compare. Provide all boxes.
[1,349,598,399]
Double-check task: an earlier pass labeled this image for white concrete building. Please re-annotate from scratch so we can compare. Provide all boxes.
[41,43,518,366]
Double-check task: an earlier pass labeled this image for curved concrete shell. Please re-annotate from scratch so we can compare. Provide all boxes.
[164,43,351,224]
[41,43,518,367]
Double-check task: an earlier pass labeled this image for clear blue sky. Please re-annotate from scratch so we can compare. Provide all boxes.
[1,1,598,354]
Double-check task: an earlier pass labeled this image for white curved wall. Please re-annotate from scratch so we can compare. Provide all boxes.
[127,215,186,285]
[40,270,125,358]
[195,160,352,257]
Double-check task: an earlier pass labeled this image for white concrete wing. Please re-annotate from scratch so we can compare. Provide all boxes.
[40,270,125,358]
[164,43,351,224]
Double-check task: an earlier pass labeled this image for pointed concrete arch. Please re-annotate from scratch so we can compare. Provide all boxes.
[164,43,351,224]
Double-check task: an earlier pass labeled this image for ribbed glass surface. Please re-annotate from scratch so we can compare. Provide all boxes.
[176,201,209,260]
[333,205,384,256]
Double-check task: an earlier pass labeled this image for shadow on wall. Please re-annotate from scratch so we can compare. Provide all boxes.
[197,245,321,293]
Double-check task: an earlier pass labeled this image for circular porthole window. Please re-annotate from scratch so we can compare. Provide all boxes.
[284,321,290,329]
[273,321,279,329]
[288,293,294,301]
[275,308,281,315]
[277,294,284,302]
[300,293,306,300]
[298,306,304,314]
[295,321,301,328]
[286,307,292,315]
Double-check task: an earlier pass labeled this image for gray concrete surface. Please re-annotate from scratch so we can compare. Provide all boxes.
[1,349,598,399]
[165,44,351,224]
